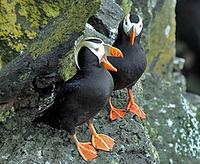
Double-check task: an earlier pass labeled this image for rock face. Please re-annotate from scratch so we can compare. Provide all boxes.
[1,0,200,164]
[0,0,160,163]
[0,0,101,112]
[142,72,200,164]
[0,0,100,63]
[0,97,159,163]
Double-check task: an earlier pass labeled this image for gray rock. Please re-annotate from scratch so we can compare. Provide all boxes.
[141,73,200,164]
[2,0,199,164]
[88,0,124,41]
[0,97,158,163]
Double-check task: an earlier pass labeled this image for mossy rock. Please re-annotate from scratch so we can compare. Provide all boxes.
[0,0,101,65]
[0,0,101,118]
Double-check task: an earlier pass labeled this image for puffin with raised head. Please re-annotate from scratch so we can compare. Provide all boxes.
[33,37,123,161]
[108,13,147,121]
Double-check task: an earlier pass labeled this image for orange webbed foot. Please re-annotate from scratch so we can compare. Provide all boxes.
[127,100,146,119]
[109,97,126,121]
[88,120,115,151]
[110,106,126,121]
[127,88,146,120]
[72,134,97,161]
[76,142,98,161]
[92,134,115,151]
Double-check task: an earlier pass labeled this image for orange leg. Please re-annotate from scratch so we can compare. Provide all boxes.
[127,88,146,119]
[109,97,126,121]
[72,133,97,161]
[88,120,115,151]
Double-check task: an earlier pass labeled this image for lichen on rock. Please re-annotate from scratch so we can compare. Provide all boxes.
[121,0,133,14]
[0,0,100,65]
[0,107,15,122]
[146,0,176,74]
[28,0,101,57]
[0,56,2,70]
[141,72,200,164]
[1,0,200,163]
[59,50,76,80]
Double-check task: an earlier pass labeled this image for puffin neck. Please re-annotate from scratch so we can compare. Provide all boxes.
[77,47,101,70]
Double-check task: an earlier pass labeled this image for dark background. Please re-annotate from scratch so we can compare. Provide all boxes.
[176,0,200,94]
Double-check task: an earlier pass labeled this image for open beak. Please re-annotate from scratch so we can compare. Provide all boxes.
[109,47,123,58]
[101,45,123,72]
[130,31,136,46]
[101,56,117,72]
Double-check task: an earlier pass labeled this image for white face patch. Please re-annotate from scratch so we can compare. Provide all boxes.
[123,14,143,37]
[74,37,106,69]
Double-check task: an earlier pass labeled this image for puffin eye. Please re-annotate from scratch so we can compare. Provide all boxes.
[140,24,142,28]
[95,48,99,51]
[125,20,128,26]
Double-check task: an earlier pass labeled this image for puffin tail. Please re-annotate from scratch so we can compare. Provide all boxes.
[33,105,59,128]
[32,114,47,124]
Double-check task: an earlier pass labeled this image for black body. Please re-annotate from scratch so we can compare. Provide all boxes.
[34,47,114,134]
[108,21,147,90]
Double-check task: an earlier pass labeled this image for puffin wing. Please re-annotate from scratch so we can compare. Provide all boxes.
[54,79,80,104]
[33,76,81,126]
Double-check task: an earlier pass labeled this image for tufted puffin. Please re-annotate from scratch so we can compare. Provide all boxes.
[107,13,147,121]
[33,37,123,161]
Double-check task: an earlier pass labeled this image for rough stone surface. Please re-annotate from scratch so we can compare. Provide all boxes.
[0,94,159,164]
[0,1,161,163]
[0,0,100,63]
[1,0,200,164]
[141,72,200,164]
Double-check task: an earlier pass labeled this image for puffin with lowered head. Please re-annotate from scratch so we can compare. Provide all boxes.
[33,37,123,161]
[108,13,147,121]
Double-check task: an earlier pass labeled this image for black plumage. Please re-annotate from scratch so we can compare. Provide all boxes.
[108,22,147,90]
[107,14,147,120]
[33,38,122,161]
[34,47,113,134]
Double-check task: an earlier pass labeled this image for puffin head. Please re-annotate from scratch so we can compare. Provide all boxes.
[74,37,123,72]
[123,13,143,46]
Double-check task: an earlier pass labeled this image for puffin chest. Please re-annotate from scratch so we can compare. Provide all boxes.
[80,71,113,106]
[119,46,146,85]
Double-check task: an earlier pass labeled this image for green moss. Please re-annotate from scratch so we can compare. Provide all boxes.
[0,0,100,64]
[0,56,2,70]
[8,41,26,52]
[29,0,101,57]
[121,0,133,14]
[18,0,41,29]
[25,30,37,39]
[59,50,76,80]
[41,1,60,18]
[0,0,24,52]
[146,0,176,74]
[19,72,31,81]
[0,107,15,122]
[0,0,72,62]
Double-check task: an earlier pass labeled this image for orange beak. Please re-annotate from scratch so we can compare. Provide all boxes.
[109,47,123,58]
[101,57,117,72]
[130,31,136,46]
[101,47,123,72]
